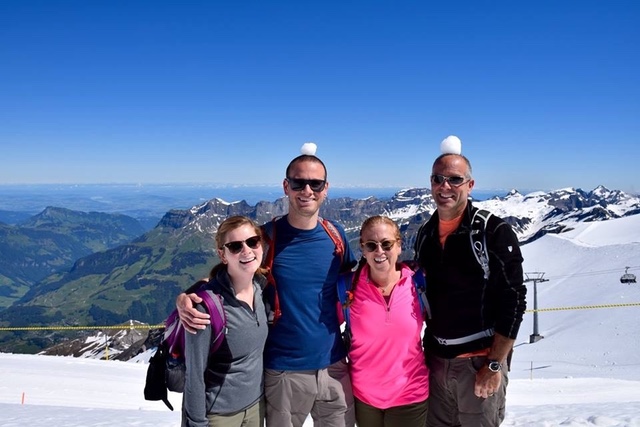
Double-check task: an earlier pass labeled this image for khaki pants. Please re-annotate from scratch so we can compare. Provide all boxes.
[205,398,264,427]
[264,359,355,427]
[426,354,508,427]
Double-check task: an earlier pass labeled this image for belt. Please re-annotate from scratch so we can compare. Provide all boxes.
[433,328,495,346]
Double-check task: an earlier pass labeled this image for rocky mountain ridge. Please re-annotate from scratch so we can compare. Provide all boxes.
[1,185,639,354]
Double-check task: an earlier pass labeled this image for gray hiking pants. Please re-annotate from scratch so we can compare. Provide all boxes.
[426,354,508,427]
[264,359,355,427]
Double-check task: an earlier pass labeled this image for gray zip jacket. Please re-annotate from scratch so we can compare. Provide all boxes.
[182,270,268,427]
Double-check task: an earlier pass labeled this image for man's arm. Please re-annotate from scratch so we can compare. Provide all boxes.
[490,220,527,338]
[474,333,514,398]
[176,293,211,334]
[474,218,526,398]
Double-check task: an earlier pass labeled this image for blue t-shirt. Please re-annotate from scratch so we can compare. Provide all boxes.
[263,216,355,370]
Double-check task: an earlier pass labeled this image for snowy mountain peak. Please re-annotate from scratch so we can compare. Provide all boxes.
[463,187,640,243]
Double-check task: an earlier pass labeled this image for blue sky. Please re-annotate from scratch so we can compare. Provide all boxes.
[1,1,639,194]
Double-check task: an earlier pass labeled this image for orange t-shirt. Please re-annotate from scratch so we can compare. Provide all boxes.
[439,214,463,248]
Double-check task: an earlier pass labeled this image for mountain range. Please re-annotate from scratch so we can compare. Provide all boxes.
[0,207,145,308]
[4,211,639,426]
[0,185,638,354]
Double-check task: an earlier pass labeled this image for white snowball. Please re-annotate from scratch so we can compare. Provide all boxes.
[300,142,318,156]
[440,135,462,155]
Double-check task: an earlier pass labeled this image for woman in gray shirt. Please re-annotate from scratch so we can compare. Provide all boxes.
[183,216,268,427]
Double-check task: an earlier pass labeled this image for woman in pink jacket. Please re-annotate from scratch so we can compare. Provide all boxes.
[347,215,429,426]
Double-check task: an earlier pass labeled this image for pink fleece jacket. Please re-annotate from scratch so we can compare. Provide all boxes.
[348,264,429,409]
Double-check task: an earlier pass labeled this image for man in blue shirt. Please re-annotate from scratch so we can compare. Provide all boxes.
[177,149,356,427]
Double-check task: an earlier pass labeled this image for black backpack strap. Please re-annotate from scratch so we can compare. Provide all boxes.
[413,220,430,261]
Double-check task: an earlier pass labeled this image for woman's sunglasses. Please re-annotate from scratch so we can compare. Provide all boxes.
[223,235,262,254]
[286,178,327,192]
[362,239,397,252]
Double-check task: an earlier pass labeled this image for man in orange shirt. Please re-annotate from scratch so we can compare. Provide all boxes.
[413,138,527,426]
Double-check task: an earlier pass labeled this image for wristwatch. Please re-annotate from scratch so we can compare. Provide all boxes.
[486,359,502,373]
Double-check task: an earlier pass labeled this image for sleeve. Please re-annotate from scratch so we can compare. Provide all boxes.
[184,279,208,294]
[488,219,527,339]
[413,222,427,261]
[182,303,211,427]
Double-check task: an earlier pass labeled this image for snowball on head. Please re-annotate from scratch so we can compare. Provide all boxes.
[300,142,317,156]
[440,135,462,155]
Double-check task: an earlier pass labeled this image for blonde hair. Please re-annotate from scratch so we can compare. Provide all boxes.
[359,215,401,243]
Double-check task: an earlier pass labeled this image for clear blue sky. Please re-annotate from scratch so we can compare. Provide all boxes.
[1,1,638,194]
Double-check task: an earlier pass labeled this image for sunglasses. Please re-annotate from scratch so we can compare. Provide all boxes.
[362,239,397,252]
[286,178,327,192]
[223,235,261,254]
[430,174,468,187]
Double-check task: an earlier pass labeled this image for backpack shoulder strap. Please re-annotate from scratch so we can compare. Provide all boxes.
[318,217,345,263]
[196,289,227,353]
[164,278,210,356]
[411,267,431,320]
[402,261,431,320]
[470,209,493,281]
[336,271,354,329]
[262,216,279,273]
[261,217,282,323]
[413,218,432,261]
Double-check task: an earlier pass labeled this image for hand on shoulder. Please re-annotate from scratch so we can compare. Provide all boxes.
[176,292,210,334]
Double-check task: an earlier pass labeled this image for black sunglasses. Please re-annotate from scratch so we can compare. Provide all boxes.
[223,235,262,254]
[430,174,468,187]
[362,239,397,252]
[286,178,327,192]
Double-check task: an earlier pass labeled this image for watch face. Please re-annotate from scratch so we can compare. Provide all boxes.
[488,361,502,372]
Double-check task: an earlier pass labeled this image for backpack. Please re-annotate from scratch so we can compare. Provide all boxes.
[469,209,492,280]
[414,208,493,281]
[261,216,347,324]
[336,261,431,351]
[143,280,226,411]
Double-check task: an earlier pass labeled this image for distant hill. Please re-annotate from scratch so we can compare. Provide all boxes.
[0,186,638,353]
[0,207,145,309]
